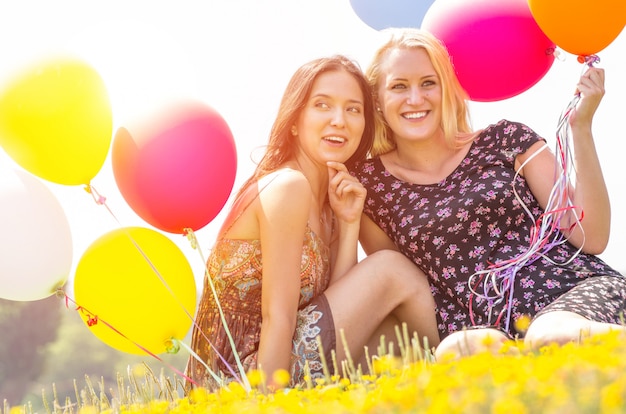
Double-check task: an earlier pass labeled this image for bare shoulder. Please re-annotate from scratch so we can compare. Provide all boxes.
[258,168,313,215]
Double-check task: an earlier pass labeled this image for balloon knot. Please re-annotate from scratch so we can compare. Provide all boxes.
[184,228,198,250]
[84,184,107,205]
[76,306,99,326]
[86,314,98,326]
[165,338,181,354]
[577,54,600,66]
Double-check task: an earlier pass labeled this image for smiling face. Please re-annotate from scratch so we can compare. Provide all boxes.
[377,47,443,145]
[293,69,365,165]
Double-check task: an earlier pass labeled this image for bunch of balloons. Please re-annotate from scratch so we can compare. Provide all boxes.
[350,0,625,102]
[0,55,238,356]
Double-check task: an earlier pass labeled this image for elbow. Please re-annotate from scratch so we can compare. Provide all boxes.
[581,240,608,255]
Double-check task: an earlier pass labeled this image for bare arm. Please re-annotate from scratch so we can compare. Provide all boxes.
[326,161,366,283]
[518,67,610,254]
[256,171,311,388]
[358,213,399,255]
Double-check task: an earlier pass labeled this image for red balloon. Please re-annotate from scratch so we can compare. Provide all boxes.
[422,0,555,101]
[112,101,237,234]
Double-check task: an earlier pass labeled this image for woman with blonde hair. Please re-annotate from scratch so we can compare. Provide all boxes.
[352,28,625,358]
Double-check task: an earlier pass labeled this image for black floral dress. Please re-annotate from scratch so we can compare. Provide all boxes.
[353,119,622,339]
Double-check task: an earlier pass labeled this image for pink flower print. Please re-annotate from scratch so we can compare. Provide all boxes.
[437,207,452,219]
[520,277,535,289]
[545,279,561,289]
[492,179,506,189]
[446,244,459,259]
[442,267,455,280]
[468,220,482,236]
[482,190,498,201]
[433,235,445,248]
[457,209,469,221]
[469,245,486,259]
[488,224,501,238]
[448,222,463,233]
[480,169,496,180]
[476,205,491,215]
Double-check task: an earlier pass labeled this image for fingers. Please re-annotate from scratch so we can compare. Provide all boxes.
[577,67,605,96]
[327,162,364,199]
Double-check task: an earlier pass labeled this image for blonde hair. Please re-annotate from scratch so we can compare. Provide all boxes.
[366,28,473,156]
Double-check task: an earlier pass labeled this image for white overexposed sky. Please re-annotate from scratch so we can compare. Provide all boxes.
[1,0,625,300]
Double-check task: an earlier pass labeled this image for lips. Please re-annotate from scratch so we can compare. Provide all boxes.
[323,135,347,143]
[402,111,427,119]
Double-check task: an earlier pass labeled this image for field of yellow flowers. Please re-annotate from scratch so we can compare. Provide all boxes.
[7,330,626,414]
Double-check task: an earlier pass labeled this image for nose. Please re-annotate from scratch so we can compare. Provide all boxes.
[406,86,424,105]
[330,108,346,127]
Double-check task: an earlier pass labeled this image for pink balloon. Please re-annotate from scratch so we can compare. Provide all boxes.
[422,0,555,101]
[112,101,237,234]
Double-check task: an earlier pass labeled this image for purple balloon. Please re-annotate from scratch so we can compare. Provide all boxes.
[350,0,435,30]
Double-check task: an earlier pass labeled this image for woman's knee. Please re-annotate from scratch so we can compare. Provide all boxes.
[524,311,592,349]
[365,250,426,284]
[435,328,509,361]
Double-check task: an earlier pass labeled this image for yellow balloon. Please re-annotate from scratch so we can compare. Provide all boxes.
[0,56,112,185]
[74,227,197,355]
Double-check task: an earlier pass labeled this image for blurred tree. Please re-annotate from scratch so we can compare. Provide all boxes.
[0,295,62,406]
[20,304,190,411]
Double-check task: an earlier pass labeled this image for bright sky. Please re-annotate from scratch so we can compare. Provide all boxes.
[1,0,625,297]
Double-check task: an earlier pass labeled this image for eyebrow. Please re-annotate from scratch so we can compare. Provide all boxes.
[310,92,364,105]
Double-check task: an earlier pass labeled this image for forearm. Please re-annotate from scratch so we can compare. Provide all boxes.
[330,219,360,283]
[568,124,611,252]
[257,317,296,389]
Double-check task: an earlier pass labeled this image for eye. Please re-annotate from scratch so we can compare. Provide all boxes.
[314,101,330,109]
[422,80,436,88]
[347,105,362,114]
[390,83,407,90]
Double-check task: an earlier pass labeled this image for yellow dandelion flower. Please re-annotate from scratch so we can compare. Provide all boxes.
[273,369,291,388]
[514,315,532,333]
[247,369,266,387]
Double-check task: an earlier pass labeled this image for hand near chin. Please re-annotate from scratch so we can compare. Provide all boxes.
[327,161,366,224]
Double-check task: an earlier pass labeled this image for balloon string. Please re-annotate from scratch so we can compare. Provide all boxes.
[61,291,198,386]
[184,228,251,392]
[468,94,585,332]
[80,184,235,388]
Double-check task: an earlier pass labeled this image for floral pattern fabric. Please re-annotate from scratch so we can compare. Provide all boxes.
[186,224,332,389]
[353,119,623,339]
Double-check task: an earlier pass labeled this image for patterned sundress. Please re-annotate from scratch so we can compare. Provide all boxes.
[185,224,334,390]
[353,119,623,339]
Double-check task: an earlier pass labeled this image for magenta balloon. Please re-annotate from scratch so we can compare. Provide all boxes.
[112,102,237,234]
[422,0,555,102]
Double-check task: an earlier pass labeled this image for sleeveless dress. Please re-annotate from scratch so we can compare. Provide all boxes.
[353,119,623,339]
[185,224,334,390]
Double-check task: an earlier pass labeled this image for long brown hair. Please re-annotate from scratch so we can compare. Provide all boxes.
[366,28,473,156]
[236,55,375,200]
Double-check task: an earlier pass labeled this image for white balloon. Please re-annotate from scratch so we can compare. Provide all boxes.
[0,165,72,301]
